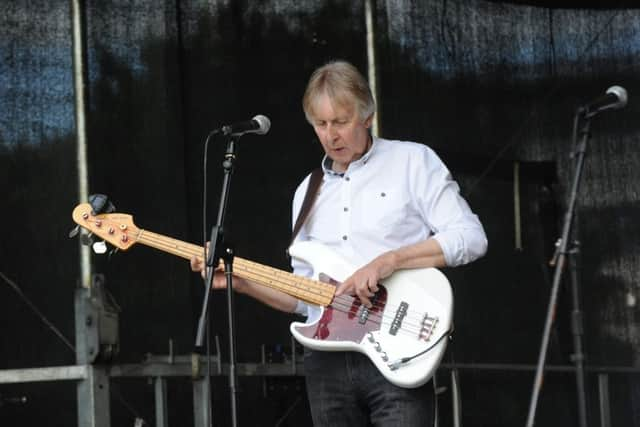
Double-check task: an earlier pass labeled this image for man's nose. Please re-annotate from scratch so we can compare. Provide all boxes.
[327,124,339,140]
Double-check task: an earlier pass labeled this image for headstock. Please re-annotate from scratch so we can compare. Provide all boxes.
[72,203,140,251]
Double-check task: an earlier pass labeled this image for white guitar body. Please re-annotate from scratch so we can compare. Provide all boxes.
[288,241,453,389]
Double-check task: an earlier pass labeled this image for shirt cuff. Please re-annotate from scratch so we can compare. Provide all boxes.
[432,227,487,267]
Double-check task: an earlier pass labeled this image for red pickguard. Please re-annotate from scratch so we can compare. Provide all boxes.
[294,286,388,343]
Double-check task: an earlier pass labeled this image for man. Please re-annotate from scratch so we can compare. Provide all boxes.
[192,60,487,426]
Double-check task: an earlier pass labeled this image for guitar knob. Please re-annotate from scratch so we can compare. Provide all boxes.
[374,342,381,352]
[381,352,388,362]
[367,333,375,343]
[92,241,107,254]
[68,225,80,238]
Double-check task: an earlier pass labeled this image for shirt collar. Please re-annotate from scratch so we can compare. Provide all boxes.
[321,136,379,176]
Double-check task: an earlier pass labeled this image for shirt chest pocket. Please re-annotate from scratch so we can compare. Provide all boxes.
[354,189,413,232]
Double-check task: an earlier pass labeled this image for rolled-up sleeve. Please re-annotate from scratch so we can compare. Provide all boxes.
[432,222,488,266]
[415,147,488,267]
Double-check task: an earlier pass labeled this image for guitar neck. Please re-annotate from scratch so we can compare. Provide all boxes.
[135,229,334,306]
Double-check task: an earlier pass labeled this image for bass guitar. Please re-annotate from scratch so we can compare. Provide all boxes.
[72,203,453,388]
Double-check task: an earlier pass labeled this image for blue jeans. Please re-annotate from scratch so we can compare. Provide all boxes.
[304,350,434,426]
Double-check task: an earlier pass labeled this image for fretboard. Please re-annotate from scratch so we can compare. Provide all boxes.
[135,229,334,306]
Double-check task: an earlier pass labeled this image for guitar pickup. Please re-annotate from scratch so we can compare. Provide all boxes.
[389,301,408,336]
[358,291,381,324]
[358,306,370,324]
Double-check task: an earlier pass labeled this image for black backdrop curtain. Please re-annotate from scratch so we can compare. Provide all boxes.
[1,1,639,425]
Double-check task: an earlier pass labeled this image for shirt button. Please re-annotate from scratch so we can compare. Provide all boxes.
[343,207,349,212]
[345,176,350,181]
[342,235,348,240]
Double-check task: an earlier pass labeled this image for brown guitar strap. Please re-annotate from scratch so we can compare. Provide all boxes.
[290,168,323,247]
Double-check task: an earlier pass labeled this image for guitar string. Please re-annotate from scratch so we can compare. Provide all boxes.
[139,229,337,301]
[137,229,335,305]
[234,271,436,335]
[219,252,439,331]
[323,296,436,337]
[77,202,432,322]
[202,246,431,327]
[313,297,435,339]
[135,228,437,334]
[105,225,438,335]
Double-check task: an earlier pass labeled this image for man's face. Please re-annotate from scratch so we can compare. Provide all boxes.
[309,92,372,173]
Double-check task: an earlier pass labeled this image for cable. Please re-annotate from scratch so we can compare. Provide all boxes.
[202,129,219,253]
[0,271,149,424]
[388,328,453,370]
[110,382,145,423]
[274,396,303,427]
[0,271,75,353]
[201,129,220,427]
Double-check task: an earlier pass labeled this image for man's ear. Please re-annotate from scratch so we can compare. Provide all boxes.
[364,114,374,129]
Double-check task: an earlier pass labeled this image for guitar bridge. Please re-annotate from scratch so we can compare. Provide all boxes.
[419,313,438,342]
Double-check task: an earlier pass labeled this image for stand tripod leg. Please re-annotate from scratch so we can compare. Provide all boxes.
[526,115,592,427]
[568,249,588,427]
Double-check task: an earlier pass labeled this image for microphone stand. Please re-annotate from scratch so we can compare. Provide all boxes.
[195,134,240,427]
[525,110,591,427]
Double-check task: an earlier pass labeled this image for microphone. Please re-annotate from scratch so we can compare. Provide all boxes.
[221,115,271,136]
[580,86,628,117]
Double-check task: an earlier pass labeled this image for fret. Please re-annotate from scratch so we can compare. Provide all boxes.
[71,203,335,306]
[138,229,334,306]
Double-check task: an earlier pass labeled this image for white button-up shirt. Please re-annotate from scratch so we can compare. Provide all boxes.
[291,137,487,318]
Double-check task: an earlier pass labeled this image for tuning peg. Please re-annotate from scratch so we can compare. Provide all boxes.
[108,247,119,260]
[68,225,80,239]
[92,240,108,255]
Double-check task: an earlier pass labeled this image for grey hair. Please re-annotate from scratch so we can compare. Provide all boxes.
[302,60,376,123]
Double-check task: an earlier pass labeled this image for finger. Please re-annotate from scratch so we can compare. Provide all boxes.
[359,287,375,299]
[355,284,374,307]
[203,270,225,288]
[358,293,373,308]
[335,278,354,296]
[368,280,379,293]
[359,273,379,293]
[200,265,209,280]
[213,274,227,288]
[190,256,201,271]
